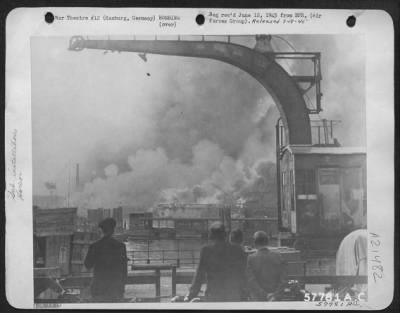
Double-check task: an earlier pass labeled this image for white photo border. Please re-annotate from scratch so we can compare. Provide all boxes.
[5,7,395,310]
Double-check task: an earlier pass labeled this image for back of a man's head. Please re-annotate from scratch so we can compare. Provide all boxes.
[99,218,116,236]
[254,231,269,247]
[209,222,226,241]
[229,229,244,245]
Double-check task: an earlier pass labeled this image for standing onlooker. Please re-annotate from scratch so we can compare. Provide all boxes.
[84,218,128,302]
[246,231,286,301]
[185,222,247,302]
[229,229,244,247]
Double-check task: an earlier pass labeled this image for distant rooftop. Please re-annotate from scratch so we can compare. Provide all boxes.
[33,195,67,209]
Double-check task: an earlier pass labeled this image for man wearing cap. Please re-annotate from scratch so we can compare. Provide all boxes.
[84,218,128,302]
[246,231,286,301]
[185,222,248,302]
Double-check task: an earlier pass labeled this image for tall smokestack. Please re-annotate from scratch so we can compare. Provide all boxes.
[76,163,80,192]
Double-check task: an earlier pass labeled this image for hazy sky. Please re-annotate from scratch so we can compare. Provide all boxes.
[31,35,365,209]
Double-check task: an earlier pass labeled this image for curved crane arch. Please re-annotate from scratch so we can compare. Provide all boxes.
[69,36,311,145]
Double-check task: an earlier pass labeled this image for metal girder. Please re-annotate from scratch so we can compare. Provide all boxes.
[69,36,312,145]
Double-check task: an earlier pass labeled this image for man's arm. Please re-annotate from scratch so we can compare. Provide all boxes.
[246,256,267,300]
[187,247,206,300]
[84,244,95,270]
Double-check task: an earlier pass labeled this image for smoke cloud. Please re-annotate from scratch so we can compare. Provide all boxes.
[32,35,365,214]
[65,49,280,212]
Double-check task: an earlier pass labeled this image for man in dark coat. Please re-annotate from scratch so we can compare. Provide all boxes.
[185,222,247,302]
[84,218,128,302]
[246,231,286,301]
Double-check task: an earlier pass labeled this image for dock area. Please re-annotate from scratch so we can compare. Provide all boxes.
[36,262,367,303]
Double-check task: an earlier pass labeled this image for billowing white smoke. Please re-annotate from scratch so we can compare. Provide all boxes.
[76,138,277,211]
[69,35,364,213]
[62,48,282,213]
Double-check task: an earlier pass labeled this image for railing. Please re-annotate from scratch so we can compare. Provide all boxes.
[48,270,368,303]
[128,248,200,268]
[68,251,336,281]
[310,119,341,146]
[130,254,337,277]
[173,271,368,286]
[273,52,322,114]
[277,119,341,152]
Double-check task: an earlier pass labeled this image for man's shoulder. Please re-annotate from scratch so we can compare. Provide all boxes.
[201,242,229,253]
[268,249,283,257]
[252,248,282,258]
[229,243,246,255]
[90,238,103,247]
[248,250,257,258]
[263,249,284,263]
[110,237,126,247]
[93,236,125,247]
[201,243,216,252]
[247,252,259,262]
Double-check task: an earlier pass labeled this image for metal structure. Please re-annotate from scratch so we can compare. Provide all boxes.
[68,35,323,145]
[277,144,367,250]
[273,52,322,114]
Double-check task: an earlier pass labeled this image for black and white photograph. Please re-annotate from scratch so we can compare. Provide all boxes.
[5,8,394,310]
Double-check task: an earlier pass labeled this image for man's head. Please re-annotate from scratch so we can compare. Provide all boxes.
[98,218,116,236]
[209,222,226,241]
[229,229,244,245]
[253,231,269,248]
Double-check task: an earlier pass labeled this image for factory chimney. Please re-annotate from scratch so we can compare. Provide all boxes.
[75,163,80,192]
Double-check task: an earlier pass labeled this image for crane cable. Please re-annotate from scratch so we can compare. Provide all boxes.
[272,35,297,52]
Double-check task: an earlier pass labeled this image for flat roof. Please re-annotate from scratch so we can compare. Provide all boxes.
[284,145,366,155]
